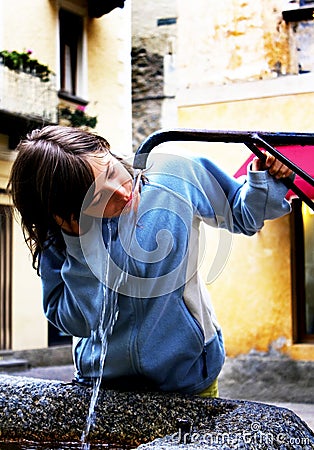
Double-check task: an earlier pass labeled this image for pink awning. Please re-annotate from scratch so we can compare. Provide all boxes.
[234,145,314,200]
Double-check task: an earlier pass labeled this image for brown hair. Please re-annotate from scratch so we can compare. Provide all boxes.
[8,125,134,271]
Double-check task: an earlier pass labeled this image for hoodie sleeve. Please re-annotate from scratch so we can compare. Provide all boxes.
[195,156,292,234]
[230,164,293,234]
[148,153,292,236]
[40,220,107,337]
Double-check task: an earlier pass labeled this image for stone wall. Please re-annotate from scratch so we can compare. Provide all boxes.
[132,47,164,151]
[131,0,177,151]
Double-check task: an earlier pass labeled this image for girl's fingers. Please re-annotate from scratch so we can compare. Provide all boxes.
[252,152,293,179]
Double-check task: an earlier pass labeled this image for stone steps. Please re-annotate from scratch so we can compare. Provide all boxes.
[0,350,29,372]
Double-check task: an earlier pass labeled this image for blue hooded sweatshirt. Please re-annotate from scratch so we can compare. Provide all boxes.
[40,152,292,394]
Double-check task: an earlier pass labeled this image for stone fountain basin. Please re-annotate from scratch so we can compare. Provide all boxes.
[0,375,313,449]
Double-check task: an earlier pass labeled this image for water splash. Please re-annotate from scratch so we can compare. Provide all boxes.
[80,171,143,448]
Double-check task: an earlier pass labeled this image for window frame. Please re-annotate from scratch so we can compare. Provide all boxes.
[0,205,12,350]
[290,198,314,343]
[58,7,88,104]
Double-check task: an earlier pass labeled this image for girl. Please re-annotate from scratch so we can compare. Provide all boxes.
[8,125,293,396]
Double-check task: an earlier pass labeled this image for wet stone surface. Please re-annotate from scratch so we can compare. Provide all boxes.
[0,375,313,449]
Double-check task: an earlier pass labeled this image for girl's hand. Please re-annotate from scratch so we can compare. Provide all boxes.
[251,151,294,179]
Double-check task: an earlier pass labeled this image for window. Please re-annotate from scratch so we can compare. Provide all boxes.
[291,199,314,342]
[283,3,314,23]
[0,205,12,350]
[59,9,86,103]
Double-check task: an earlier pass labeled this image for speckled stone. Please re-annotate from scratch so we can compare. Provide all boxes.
[0,375,313,449]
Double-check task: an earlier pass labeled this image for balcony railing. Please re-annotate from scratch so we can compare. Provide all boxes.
[0,64,58,123]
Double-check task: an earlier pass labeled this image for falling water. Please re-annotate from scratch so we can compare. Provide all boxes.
[80,219,118,450]
[80,170,143,449]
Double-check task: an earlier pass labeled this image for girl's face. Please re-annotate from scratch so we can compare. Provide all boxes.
[83,152,137,218]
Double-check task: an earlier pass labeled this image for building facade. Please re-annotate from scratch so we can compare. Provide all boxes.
[175,0,314,360]
[1,0,313,365]
[0,0,131,351]
[131,0,314,361]
[131,0,177,150]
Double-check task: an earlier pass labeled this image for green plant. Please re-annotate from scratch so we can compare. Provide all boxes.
[58,106,97,129]
[0,49,52,82]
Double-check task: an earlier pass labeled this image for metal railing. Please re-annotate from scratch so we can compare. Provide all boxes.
[133,128,314,211]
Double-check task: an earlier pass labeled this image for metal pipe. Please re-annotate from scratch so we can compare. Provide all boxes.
[133,128,314,210]
[245,142,314,210]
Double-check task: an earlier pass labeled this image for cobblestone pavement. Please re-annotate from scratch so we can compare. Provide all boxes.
[4,364,314,432]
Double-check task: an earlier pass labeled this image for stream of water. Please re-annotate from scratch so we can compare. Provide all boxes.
[80,220,119,450]
[80,171,143,449]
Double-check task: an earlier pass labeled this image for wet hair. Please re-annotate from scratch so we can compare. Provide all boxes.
[8,125,138,271]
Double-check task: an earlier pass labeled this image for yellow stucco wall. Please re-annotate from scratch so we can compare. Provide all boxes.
[87,4,132,153]
[178,80,314,360]
[203,216,293,356]
[0,150,45,349]
[176,0,294,88]
[12,218,46,350]
[0,159,14,191]
[1,0,57,72]
[0,0,132,151]
[178,90,314,134]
